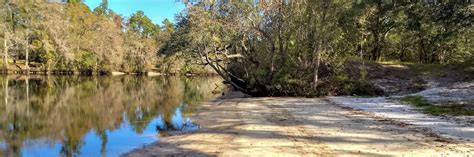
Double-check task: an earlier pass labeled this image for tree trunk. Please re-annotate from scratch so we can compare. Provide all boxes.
[96,39,103,74]
[313,42,322,89]
[4,76,8,114]
[95,58,98,74]
[278,1,286,67]
[26,75,29,115]
[267,40,276,83]
[3,32,7,70]
[313,2,328,89]
[431,51,436,63]
[200,50,248,94]
[371,31,380,61]
[418,33,425,63]
[47,60,51,75]
[375,1,382,61]
[399,42,405,61]
[25,29,29,72]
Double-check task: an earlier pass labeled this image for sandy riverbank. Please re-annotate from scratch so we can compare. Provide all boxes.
[123,92,473,156]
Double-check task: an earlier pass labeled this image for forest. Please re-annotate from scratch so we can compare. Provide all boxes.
[1,1,473,156]
[1,0,473,96]
[1,0,193,75]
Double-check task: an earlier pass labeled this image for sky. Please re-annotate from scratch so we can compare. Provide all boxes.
[84,0,186,25]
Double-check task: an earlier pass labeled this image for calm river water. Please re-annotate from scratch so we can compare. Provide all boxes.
[0,75,223,157]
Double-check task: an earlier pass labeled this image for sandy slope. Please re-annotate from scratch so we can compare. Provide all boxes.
[329,96,474,141]
[123,93,473,156]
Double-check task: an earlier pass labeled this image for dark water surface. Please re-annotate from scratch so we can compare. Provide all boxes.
[0,75,223,157]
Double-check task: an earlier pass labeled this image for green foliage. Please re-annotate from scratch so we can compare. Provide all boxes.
[93,0,110,17]
[400,96,431,107]
[0,1,169,74]
[166,1,472,97]
[74,50,95,71]
[1,1,472,97]
[67,0,81,3]
[422,103,474,116]
[162,18,175,34]
[128,11,160,38]
[399,96,474,116]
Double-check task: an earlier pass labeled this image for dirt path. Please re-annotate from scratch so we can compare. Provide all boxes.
[124,93,473,156]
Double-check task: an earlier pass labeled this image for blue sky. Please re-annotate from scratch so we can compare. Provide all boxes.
[84,0,185,25]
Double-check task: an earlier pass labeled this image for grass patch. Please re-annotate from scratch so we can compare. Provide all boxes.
[423,103,474,116]
[378,61,415,65]
[399,96,474,116]
[400,96,432,107]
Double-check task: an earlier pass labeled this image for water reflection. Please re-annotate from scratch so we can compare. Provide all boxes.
[0,75,223,157]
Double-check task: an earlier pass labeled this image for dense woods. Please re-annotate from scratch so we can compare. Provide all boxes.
[172,1,473,96]
[0,0,207,75]
[1,0,473,96]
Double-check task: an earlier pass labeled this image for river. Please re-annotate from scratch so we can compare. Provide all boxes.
[0,75,223,157]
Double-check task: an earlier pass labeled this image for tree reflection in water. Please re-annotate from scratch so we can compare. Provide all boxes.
[0,75,223,157]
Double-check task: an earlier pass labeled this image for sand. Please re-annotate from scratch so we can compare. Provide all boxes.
[124,92,473,156]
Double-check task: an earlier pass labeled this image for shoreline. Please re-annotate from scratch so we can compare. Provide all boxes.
[123,91,474,156]
[0,70,219,77]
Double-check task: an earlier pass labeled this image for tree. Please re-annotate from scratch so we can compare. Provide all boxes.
[93,0,110,17]
[0,0,471,90]
[2,1,12,70]
[127,11,159,38]
[355,0,401,61]
[176,1,356,96]
[162,18,175,34]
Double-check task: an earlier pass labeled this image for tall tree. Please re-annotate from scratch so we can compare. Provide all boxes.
[93,0,110,17]
[127,11,158,38]
[2,1,11,70]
